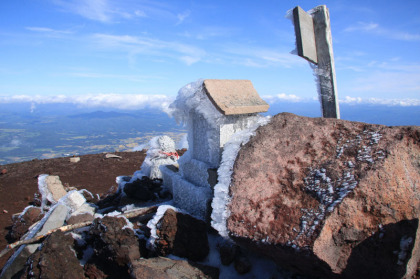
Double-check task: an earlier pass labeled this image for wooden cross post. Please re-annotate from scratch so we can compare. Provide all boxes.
[292,5,340,119]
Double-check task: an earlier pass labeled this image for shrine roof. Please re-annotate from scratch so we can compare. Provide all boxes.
[203,79,269,115]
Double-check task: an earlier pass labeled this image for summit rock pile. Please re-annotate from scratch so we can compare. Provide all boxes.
[227,112,420,278]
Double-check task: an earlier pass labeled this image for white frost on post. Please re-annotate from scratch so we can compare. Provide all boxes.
[211,116,271,238]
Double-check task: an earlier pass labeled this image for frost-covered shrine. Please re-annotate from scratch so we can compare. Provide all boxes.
[161,79,269,221]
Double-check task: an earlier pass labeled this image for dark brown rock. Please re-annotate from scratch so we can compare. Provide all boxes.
[155,209,209,261]
[234,253,252,275]
[88,216,141,277]
[84,263,107,279]
[218,242,238,265]
[123,177,162,201]
[24,230,86,279]
[7,206,43,242]
[67,212,94,225]
[228,113,420,278]
[80,189,99,203]
[130,257,219,279]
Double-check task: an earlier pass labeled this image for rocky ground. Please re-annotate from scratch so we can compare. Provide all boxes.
[0,149,280,279]
[0,151,146,271]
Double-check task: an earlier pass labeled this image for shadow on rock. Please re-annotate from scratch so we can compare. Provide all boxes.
[342,219,418,279]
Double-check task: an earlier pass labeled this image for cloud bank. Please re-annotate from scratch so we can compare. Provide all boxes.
[1,93,419,117]
[0,94,175,113]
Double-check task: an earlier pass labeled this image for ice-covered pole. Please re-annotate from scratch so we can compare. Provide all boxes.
[292,5,340,119]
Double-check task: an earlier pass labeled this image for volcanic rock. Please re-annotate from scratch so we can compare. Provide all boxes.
[67,203,96,225]
[234,252,252,275]
[218,242,238,265]
[1,169,7,175]
[87,216,141,277]
[123,177,159,201]
[7,206,43,242]
[155,208,209,261]
[227,113,420,278]
[130,257,219,279]
[23,230,86,279]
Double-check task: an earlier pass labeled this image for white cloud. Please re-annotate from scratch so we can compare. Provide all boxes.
[66,72,161,82]
[344,22,420,41]
[134,10,147,17]
[26,27,72,34]
[263,93,303,103]
[176,10,191,25]
[349,71,420,97]
[222,45,306,68]
[53,0,112,22]
[0,94,175,113]
[92,33,206,65]
[340,96,420,106]
[52,0,179,23]
[260,93,420,107]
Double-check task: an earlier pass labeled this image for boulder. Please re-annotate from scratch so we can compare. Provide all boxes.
[87,216,141,276]
[7,206,43,242]
[22,231,86,279]
[123,176,163,201]
[154,209,209,261]
[130,257,219,279]
[226,113,420,278]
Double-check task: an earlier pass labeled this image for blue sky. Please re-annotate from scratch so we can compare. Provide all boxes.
[1,0,419,111]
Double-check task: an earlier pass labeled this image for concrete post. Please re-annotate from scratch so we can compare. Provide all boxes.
[292,5,340,119]
[312,5,340,119]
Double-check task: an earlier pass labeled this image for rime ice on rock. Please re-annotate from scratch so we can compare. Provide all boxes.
[163,79,269,220]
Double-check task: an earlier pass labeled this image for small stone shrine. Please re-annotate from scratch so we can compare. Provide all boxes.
[161,79,269,220]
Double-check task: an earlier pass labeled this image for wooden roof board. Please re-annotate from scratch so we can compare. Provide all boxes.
[203,79,269,115]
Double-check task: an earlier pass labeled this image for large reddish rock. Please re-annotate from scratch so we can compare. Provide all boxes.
[155,209,209,261]
[227,113,420,278]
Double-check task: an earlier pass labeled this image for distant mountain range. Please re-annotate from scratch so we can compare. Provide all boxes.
[0,101,418,164]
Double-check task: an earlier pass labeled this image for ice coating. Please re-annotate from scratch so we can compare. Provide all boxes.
[140,135,179,179]
[146,205,180,249]
[38,174,53,210]
[170,79,224,129]
[211,115,271,238]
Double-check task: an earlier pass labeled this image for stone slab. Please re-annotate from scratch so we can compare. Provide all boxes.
[203,79,269,115]
[293,6,318,64]
[61,190,86,213]
[45,175,67,202]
